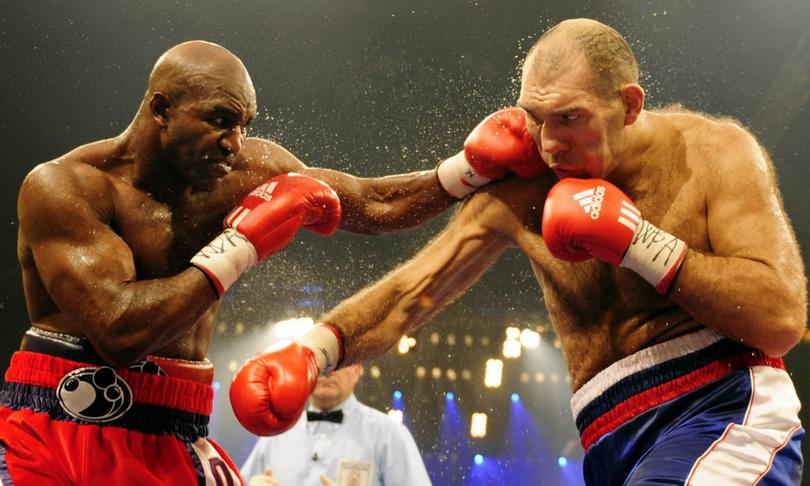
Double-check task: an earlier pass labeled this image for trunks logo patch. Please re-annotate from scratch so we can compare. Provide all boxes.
[56,366,133,422]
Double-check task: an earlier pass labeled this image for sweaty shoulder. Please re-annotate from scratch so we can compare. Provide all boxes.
[20,156,115,217]
[239,137,307,175]
[654,105,763,170]
[462,174,556,239]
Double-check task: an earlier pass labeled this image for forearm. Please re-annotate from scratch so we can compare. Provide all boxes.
[669,251,807,356]
[88,268,218,366]
[322,227,509,365]
[320,270,432,365]
[304,168,456,234]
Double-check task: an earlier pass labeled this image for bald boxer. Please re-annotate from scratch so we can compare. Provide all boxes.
[0,41,543,485]
[237,20,807,485]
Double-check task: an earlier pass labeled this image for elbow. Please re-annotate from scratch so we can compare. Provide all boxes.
[92,327,150,368]
[758,312,806,357]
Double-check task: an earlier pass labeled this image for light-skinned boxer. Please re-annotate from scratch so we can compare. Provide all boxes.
[233,19,806,485]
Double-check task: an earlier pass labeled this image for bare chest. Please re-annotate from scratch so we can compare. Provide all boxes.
[110,185,233,279]
[512,157,710,386]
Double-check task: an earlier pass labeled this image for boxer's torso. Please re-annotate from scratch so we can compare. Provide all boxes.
[19,137,298,361]
[501,108,743,390]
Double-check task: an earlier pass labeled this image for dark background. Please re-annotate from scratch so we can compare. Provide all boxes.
[2,1,809,484]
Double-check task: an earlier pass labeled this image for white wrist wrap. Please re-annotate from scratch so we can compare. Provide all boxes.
[436,151,492,198]
[190,228,258,297]
[619,219,688,294]
[297,324,341,374]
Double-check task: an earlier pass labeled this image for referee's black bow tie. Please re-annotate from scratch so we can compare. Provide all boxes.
[307,410,343,423]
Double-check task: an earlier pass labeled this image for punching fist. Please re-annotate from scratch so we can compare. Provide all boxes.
[191,173,342,296]
[436,107,547,198]
[542,178,688,294]
[230,323,343,436]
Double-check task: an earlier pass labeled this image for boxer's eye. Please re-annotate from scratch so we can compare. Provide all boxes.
[561,113,580,122]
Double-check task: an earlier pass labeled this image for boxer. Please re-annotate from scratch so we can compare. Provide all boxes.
[0,40,543,485]
[234,19,806,485]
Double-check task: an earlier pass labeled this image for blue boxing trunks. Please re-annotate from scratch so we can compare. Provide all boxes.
[571,329,803,485]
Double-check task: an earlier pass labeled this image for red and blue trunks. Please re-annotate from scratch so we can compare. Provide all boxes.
[572,329,803,485]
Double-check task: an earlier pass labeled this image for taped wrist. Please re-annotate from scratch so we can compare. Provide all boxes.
[190,228,258,297]
[297,323,344,374]
[619,219,688,294]
[436,151,492,198]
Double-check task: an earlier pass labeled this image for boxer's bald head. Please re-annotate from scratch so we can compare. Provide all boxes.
[524,18,638,99]
[146,40,256,108]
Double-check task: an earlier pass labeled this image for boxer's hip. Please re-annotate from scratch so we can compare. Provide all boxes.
[0,328,241,486]
[1,327,215,440]
[572,328,803,485]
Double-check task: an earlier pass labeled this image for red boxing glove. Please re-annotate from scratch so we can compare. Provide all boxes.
[191,173,342,296]
[229,323,343,436]
[542,178,688,294]
[437,107,547,198]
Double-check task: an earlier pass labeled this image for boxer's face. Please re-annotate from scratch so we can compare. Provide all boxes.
[157,75,256,191]
[311,364,363,409]
[519,53,627,180]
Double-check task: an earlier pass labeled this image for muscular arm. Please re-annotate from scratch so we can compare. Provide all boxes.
[249,139,456,234]
[320,188,515,365]
[19,163,217,367]
[669,125,807,356]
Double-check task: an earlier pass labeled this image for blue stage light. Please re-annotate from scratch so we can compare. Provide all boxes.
[445,391,455,400]
[213,381,221,391]
[393,390,402,400]
[511,392,519,402]
[474,454,484,465]
[558,456,568,468]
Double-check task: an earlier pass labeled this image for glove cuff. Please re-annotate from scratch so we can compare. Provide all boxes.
[619,219,688,294]
[436,151,491,198]
[298,323,344,374]
[190,228,258,297]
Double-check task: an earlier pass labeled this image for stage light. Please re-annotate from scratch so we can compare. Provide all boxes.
[273,317,315,340]
[535,372,545,383]
[387,409,403,423]
[408,337,416,347]
[431,367,442,379]
[397,336,411,354]
[416,366,426,378]
[520,371,530,384]
[430,332,441,345]
[484,359,503,388]
[393,390,402,400]
[228,360,238,372]
[213,381,221,391]
[474,454,484,465]
[445,391,455,401]
[461,369,472,381]
[506,326,520,340]
[503,338,521,358]
[234,322,245,335]
[446,333,456,346]
[480,336,490,346]
[464,334,474,347]
[553,337,562,349]
[558,456,568,468]
[446,369,457,381]
[551,373,560,383]
[369,366,381,379]
[519,329,541,349]
[511,393,519,402]
[470,412,487,438]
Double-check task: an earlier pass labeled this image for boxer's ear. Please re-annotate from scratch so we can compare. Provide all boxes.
[149,92,171,128]
[620,84,644,125]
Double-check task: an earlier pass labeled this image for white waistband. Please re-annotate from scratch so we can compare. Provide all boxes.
[570,328,724,418]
